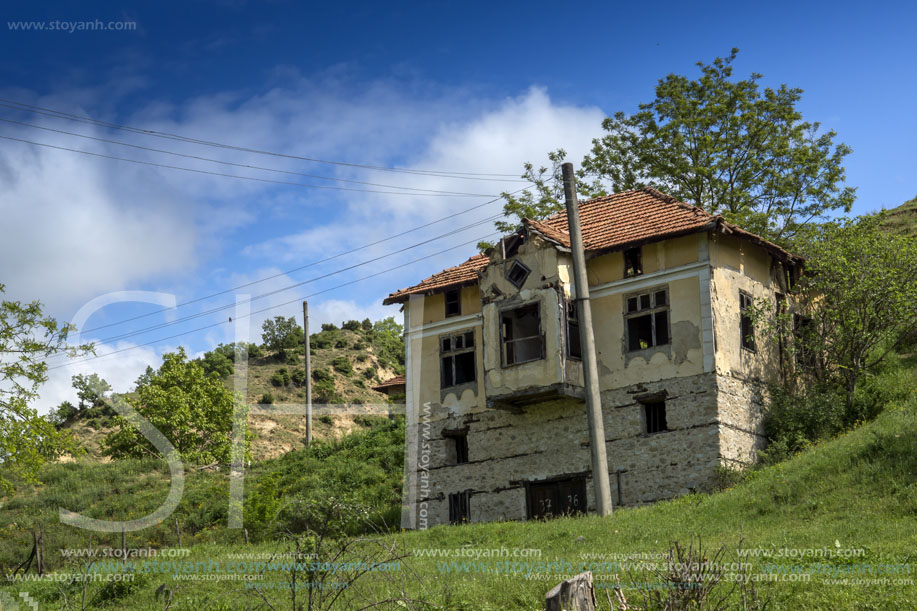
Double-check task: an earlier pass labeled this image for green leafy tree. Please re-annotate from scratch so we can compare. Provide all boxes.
[103,347,248,464]
[0,284,91,492]
[198,349,234,378]
[497,50,855,244]
[261,316,302,361]
[371,317,405,374]
[72,372,111,411]
[761,214,917,408]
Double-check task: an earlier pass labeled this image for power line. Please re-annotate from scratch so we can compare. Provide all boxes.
[0,133,496,197]
[63,211,502,348]
[76,184,530,336]
[0,98,526,180]
[0,116,520,196]
[50,232,497,371]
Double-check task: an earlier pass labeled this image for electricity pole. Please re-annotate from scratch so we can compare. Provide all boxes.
[303,301,312,446]
[562,162,613,516]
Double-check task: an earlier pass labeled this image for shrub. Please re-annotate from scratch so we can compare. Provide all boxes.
[285,351,300,365]
[342,320,362,331]
[312,368,332,382]
[352,341,366,350]
[321,323,338,332]
[311,335,332,350]
[355,354,367,362]
[332,356,353,375]
[291,368,307,387]
[361,318,373,331]
[260,392,274,404]
[362,367,376,380]
[319,414,333,425]
[271,368,291,387]
[313,378,340,404]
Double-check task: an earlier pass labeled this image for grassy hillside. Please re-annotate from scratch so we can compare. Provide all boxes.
[3,395,915,609]
[878,195,917,237]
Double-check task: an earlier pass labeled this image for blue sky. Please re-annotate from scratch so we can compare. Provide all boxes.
[1,0,914,409]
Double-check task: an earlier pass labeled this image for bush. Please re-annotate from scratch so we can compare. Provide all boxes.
[285,351,300,365]
[313,378,340,404]
[332,356,353,375]
[271,368,291,387]
[342,320,362,331]
[321,323,338,332]
[361,318,373,331]
[352,341,366,350]
[312,368,332,382]
[311,334,333,350]
[260,392,274,404]
[362,367,376,380]
[319,414,333,425]
[291,368,307,387]
[355,354,367,362]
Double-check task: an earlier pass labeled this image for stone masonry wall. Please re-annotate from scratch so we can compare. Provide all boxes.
[403,372,728,527]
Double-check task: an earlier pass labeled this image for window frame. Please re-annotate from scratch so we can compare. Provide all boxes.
[623,286,671,352]
[445,432,469,465]
[439,330,476,389]
[564,298,582,359]
[624,247,643,278]
[444,289,461,318]
[448,491,471,524]
[505,259,531,289]
[739,291,756,352]
[500,301,545,367]
[642,400,668,435]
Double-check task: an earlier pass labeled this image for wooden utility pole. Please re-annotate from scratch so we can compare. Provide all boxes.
[303,301,312,445]
[562,162,613,516]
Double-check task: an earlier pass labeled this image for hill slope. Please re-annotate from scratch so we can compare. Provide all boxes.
[879,194,917,237]
[4,389,914,609]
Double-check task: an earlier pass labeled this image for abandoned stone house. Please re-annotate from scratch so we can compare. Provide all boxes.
[382,188,802,528]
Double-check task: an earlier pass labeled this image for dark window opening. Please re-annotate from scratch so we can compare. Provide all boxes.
[446,433,469,465]
[525,477,586,519]
[643,400,668,434]
[440,331,476,388]
[794,314,815,368]
[449,491,470,524]
[624,247,643,277]
[444,290,461,317]
[506,260,531,288]
[566,300,582,359]
[739,292,756,351]
[625,288,669,351]
[501,303,544,366]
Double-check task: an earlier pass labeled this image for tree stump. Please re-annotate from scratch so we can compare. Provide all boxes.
[545,571,596,611]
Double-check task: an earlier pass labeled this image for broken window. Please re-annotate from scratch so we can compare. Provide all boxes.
[739,291,756,351]
[448,491,471,524]
[794,314,815,369]
[624,288,669,352]
[501,303,544,366]
[444,289,461,317]
[643,400,668,434]
[565,299,582,359]
[440,331,476,388]
[624,247,643,277]
[506,260,531,288]
[445,433,469,465]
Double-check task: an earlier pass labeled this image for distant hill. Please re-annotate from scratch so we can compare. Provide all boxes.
[62,321,404,462]
[878,194,917,237]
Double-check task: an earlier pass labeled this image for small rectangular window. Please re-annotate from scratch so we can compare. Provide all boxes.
[445,290,461,317]
[643,400,668,434]
[739,292,756,351]
[624,247,643,277]
[566,300,582,359]
[447,433,469,465]
[440,331,476,388]
[501,303,544,366]
[624,288,670,352]
[449,491,471,524]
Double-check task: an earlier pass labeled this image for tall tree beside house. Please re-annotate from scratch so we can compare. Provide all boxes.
[762,213,917,411]
[494,49,855,245]
[0,284,92,492]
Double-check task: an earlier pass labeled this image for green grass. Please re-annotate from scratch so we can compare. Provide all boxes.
[3,397,915,609]
[878,195,917,238]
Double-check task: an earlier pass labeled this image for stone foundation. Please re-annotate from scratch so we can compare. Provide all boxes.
[403,371,765,528]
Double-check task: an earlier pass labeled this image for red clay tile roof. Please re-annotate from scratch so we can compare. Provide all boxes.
[383,188,796,304]
[372,374,406,392]
[383,254,488,304]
